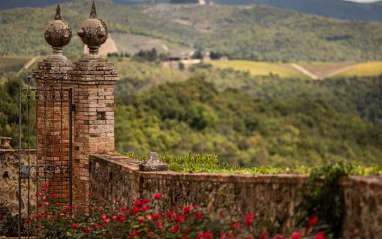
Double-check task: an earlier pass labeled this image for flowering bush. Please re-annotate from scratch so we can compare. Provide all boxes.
[24,184,327,239]
[0,202,23,236]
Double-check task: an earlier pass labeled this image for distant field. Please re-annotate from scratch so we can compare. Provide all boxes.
[332,62,382,78]
[209,60,307,79]
[0,56,31,75]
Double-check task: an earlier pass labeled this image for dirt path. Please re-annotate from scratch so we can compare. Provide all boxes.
[325,64,356,78]
[17,56,38,76]
[290,63,320,80]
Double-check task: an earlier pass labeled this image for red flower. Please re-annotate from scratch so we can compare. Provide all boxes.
[154,193,162,200]
[130,232,139,238]
[86,227,92,232]
[135,201,143,206]
[309,217,318,226]
[233,222,239,229]
[183,205,192,215]
[115,198,120,203]
[195,212,203,219]
[315,232,325,239]
[94,224,100,229]
[203,231,212,239]
[276,234,283,239]
[177,215,184,223]
[197,233,203,239]
[138,218,145,223]
[291,232,303,239]
[43,182,49,187]
[35,192,40,197]
[245,213,254,226]
[42,187,48,191]
[220,233,227,238]
[98,207,103,211]
[154,213,160,220]
[194,205,199,209]
[122,207,128,212]
[50,193,56,198]
[219,213,224,219]
[143,199,151,203]
[142,205,148,212]
[66,206,72,211]
[37,202,42,208]
[131,206,140,215]
[72,223,78,228]
[156,220,163,230]
[0,216,3,221]
[260,232,267,239]
[33,214,38,219]
[167,211,175,218]
[171,224,180,233]
[100,214,107,220]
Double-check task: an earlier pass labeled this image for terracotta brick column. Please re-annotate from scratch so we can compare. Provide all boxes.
[32,5,74,205]
[69,2,118,211]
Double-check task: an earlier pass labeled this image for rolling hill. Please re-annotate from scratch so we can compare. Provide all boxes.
[1,0,382,22]
[1,1,382,61]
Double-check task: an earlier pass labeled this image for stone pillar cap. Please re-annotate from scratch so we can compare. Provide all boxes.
[139,152,168,172]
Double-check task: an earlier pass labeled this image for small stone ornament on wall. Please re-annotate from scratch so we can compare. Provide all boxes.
[0,137,12,149]
[139,152,169,172]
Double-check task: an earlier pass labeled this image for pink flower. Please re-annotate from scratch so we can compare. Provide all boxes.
[72,223,78,228]
[309,217,318,226]
[94,224,100,229]
[219,213,224,219]
[44,201,49,206]
[100,214,107,220]
[33,214,38,219]
[220,233,227,238]
[86,227,92,232]
[315,232,325,239]
[183,205,192,215]
[42,187,48,191]
[245,213,254,226]
[98,207,103,211]
[171,224,180,233]
[194,205,199,209]
[43,182,49,187]
[154,193,162,200]
[260,232,267,239]
[115,198,120,203]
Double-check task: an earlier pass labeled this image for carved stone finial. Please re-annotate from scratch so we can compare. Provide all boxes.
[54,4,62,20]
[44,4,72,61]
[139,152,168,172]
[78,2,108,57]
[90,2,97,18]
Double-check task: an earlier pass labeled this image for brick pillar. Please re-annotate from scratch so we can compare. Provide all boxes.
[32,4,74,205]
[69,58,118,211]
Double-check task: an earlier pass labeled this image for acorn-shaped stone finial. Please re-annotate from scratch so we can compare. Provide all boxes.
[78,2,108,56]
[44,4,72,57]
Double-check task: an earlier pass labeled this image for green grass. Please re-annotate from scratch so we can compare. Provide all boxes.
[332,62,382,78]
[209,60,307,79]
[0,56,30,75]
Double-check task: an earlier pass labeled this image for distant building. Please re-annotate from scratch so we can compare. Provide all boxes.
[170,0,208,5]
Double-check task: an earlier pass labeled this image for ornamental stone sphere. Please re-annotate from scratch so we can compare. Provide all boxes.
[78,2,108,55]
[44,4,72,49]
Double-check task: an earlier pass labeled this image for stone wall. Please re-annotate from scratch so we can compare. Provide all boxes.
[90,154,382,238]
[0,149,36,216]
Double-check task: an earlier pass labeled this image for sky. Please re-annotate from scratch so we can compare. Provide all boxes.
[344,0,382,2]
